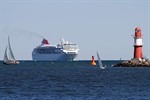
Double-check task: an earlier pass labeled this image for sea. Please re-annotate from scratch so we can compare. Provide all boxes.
[0,60,150,100]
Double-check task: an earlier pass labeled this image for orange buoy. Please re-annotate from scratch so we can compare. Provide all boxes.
[91,56,96,66]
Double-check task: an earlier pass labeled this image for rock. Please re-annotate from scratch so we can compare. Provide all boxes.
[113,59,150,67]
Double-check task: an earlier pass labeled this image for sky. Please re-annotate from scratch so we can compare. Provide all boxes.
[0,0,150,60]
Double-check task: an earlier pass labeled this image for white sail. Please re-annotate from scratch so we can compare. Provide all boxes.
[7,36,15,60]
[97,51,106,69]
[3,46,9,62]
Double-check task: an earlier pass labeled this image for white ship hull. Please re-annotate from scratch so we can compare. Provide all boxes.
[32,53,78,61]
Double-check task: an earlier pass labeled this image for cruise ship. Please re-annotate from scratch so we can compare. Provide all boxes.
[32,38,79,61]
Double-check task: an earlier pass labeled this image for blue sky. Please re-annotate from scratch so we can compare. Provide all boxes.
[0,0,150,60]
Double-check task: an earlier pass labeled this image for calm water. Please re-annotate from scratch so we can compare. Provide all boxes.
[0,61,150,100]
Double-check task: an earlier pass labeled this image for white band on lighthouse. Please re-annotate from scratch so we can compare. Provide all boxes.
[134,38,142,46]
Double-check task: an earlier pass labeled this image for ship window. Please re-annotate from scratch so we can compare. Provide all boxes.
[63,44,78,51]
[37,48,61,54]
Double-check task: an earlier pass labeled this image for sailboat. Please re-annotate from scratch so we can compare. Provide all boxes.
[96,51,106,69]
[3,36,19,65]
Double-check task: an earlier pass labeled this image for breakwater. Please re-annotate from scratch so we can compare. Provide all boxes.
[113,59,150,67]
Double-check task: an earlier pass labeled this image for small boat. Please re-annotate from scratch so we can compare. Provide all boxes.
[96,51,106,69]
[3,36,19,65]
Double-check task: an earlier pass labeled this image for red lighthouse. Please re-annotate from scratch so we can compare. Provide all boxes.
[133,27,143,59]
